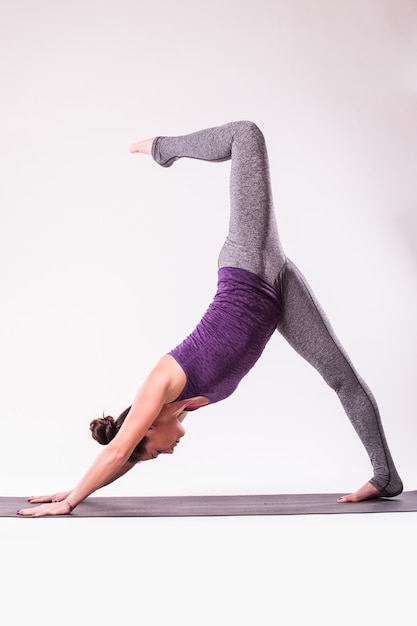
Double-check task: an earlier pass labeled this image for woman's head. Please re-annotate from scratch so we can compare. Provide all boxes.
[90,396,207,463]
[89,406,148,463]
[141,418,185,460]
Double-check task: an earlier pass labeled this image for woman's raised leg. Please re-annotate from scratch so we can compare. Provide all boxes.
[147,121,286,286]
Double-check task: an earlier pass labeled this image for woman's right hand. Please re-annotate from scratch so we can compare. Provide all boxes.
[27,491,71,504]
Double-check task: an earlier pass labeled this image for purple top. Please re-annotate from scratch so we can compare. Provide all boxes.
[170,267,281,404]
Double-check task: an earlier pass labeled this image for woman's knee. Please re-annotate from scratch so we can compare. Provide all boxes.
[232,120,265,146]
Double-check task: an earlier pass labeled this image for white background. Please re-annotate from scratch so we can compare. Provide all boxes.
[1,1,416,624]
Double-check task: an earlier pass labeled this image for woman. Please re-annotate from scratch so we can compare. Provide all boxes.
[17,121,403,517]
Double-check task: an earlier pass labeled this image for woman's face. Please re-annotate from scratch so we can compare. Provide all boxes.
[142,418,186,461]
[140,396,208,462]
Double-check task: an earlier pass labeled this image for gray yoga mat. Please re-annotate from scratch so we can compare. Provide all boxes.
[2,491,417,517]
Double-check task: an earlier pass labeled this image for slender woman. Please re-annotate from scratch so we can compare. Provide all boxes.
[17,121,402,516]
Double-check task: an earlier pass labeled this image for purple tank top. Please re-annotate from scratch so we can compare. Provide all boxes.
[169,267,281,404]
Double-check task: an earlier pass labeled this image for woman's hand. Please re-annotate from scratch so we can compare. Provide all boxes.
[16,499,74,517]
[27,491,71,504]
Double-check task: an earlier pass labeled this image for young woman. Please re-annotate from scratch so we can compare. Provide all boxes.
[17,121,403,517]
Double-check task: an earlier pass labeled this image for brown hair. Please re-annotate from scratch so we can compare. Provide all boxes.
[89,406,148,462]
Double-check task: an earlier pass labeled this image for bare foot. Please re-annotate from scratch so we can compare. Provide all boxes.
[337,481,382,503]
[130,137,155,156]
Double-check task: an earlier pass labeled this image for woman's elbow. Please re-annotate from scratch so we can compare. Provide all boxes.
[105,444,131,468]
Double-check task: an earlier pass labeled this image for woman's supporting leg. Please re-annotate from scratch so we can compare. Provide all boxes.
[276,259,403,497]
[152,121,286,286]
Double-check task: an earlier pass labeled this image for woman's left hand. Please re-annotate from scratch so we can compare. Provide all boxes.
[16,500,73,517]
[27,491,71,504]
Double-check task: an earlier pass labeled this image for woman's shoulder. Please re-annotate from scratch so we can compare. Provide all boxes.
[152,354,187,401]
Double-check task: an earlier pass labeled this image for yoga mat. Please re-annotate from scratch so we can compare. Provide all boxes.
[2,491,417,517]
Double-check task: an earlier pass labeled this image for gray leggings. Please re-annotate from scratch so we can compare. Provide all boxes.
[152,121,402,497]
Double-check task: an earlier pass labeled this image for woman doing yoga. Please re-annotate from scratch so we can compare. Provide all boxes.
[17,121,403,517]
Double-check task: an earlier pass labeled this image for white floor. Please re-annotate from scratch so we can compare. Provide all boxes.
[1,511,415,625]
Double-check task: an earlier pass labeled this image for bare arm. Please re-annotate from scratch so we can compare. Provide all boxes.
[18,355,186,517]
[27,459,137,505]
[105,459,137,483]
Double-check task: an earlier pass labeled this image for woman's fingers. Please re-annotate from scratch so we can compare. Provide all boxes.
[27,495,54,503]
[17,501,71,517]
[28,491,70,504]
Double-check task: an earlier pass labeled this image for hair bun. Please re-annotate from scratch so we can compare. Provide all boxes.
[89,414,117,446]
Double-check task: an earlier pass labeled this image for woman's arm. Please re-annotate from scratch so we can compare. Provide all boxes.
[17,356,186,517]
[27,459,137,505]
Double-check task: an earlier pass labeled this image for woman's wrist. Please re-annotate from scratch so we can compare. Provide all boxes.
[65,499,76,512]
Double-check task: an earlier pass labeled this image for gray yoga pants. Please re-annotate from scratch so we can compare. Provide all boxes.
[152,121,402,497]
